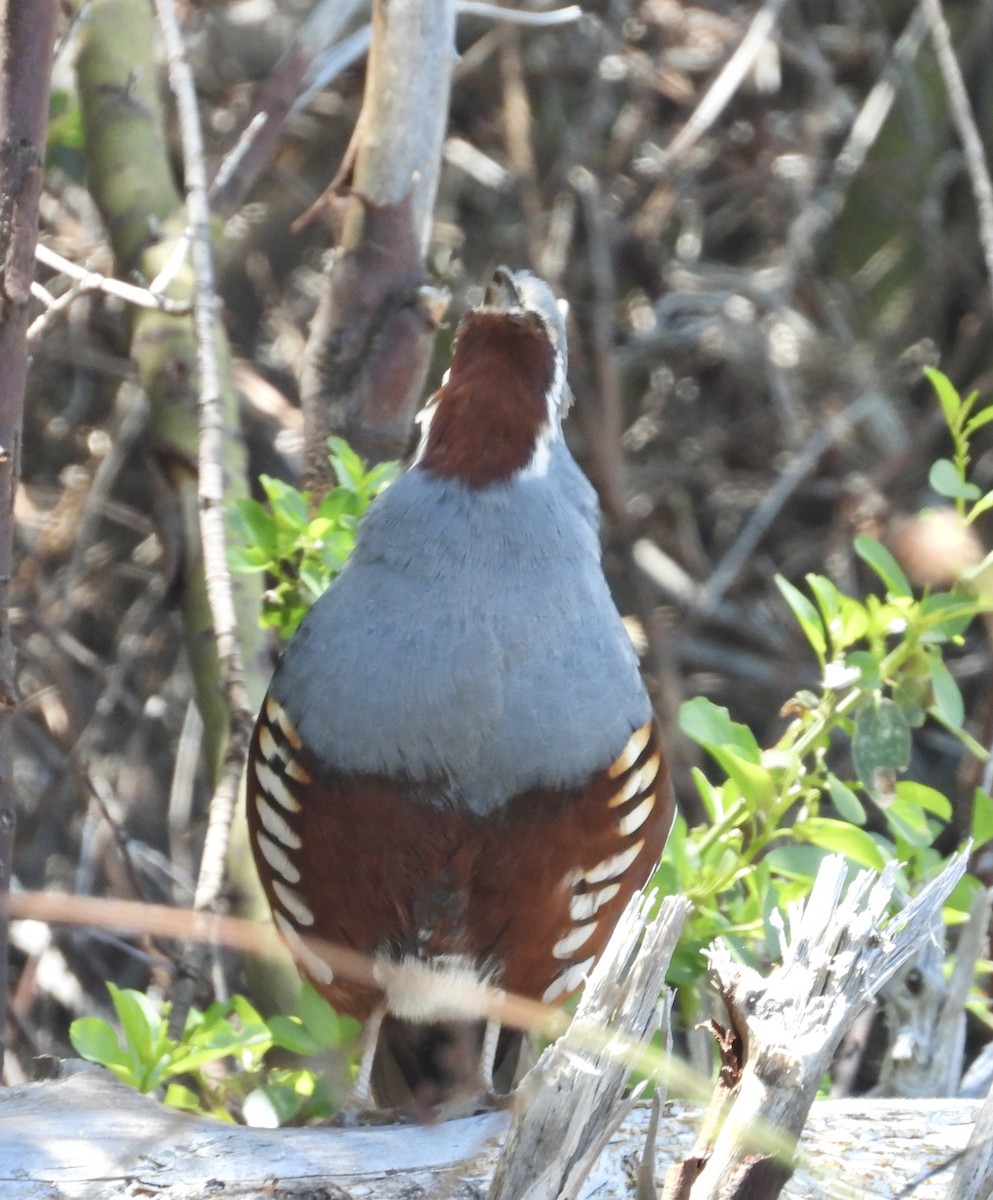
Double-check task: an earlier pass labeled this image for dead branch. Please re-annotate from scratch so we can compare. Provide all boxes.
[151,0,256,1040]
[299,0,455,488]
[922,0,993,319]
[488,893,690,1200]
[0,0,58,1073]
[664,849,969,1200]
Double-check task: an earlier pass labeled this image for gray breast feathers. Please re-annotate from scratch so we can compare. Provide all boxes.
[273,457,649,814]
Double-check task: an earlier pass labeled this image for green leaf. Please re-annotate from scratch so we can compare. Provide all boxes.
[328,437,367,493]
[805,573,840,626]
[894,780,952,820]
[267,1015,325,1057]
[678,697,762,763]
[775,576,826,661]
[924,367,961,430]
[228,498,278,556]
[364,460,401,493]
[928,658,965,727]
[825,773,866,825]
[298,561,331,603]
[972,788,993,845]
[260,476,310,531]
[108,985,162,1071]
[967,491,993,523]
[929,458,981,502]
[228,545,275,572]
[853,536,912,598]
[963,397,993,437]
[793,817,889,870]
[836,595,869,646]
[298,983,350,1048]
[163,1082,207,1115]
[920,592,977,642]
[316,488,352,523]
[884,800,934,849]
[764,843,829,882]
[852,697,912,800]
[70,1018,132,1079]
[690,767,725,822]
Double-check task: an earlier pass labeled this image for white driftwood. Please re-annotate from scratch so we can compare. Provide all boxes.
[666,850,970,1199]
[875,884,993,1099]
[0,1067,979,1200]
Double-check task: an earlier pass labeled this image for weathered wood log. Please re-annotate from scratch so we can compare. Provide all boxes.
[0,1065,978,1200]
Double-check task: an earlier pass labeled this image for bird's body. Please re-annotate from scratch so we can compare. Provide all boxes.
[247,270,674,1112]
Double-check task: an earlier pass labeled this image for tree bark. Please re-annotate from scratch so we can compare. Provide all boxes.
[300,0,454,490]
[0,0,57,1078]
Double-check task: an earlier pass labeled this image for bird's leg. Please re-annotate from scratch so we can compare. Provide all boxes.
[351,1003,386,1108]
[478,1016,502,1095]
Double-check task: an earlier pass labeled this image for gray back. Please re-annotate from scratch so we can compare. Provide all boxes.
[273,440,649,814]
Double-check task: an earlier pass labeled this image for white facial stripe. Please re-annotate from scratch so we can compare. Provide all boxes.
[272,879,315,927]
[518,430,551,480]
[547,332,568,424]
[606,724,653,780]
[256,831,301,884]
[255,761,302,815]
[585,839,645,885]
[412,392,442,464]
[542,957,595,1004]
[274,912,333,984]
[552,921,598,961]
[569,882,620,922]
[618,794,656,837]
[255,794,302,851]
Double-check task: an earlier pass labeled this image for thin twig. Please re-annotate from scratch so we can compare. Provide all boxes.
[458,1,581,25]
[787,4,930,273]
[151,0,254,1035]
[30,242,190,339]
[654,0,789,175]
[921,0,993,320]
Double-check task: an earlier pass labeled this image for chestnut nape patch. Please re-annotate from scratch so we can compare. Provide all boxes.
[419,311,555,487]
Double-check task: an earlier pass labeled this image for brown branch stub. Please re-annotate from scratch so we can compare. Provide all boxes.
[0,0,58,1078]
[303,191,448,475]
[301,0,456,493]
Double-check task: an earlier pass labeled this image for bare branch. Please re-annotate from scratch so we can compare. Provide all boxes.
[150,0,255,1036]
[921,0,993,320]
[0,0,58,1078]
[300,0,456,486]
[29,243,190,339]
